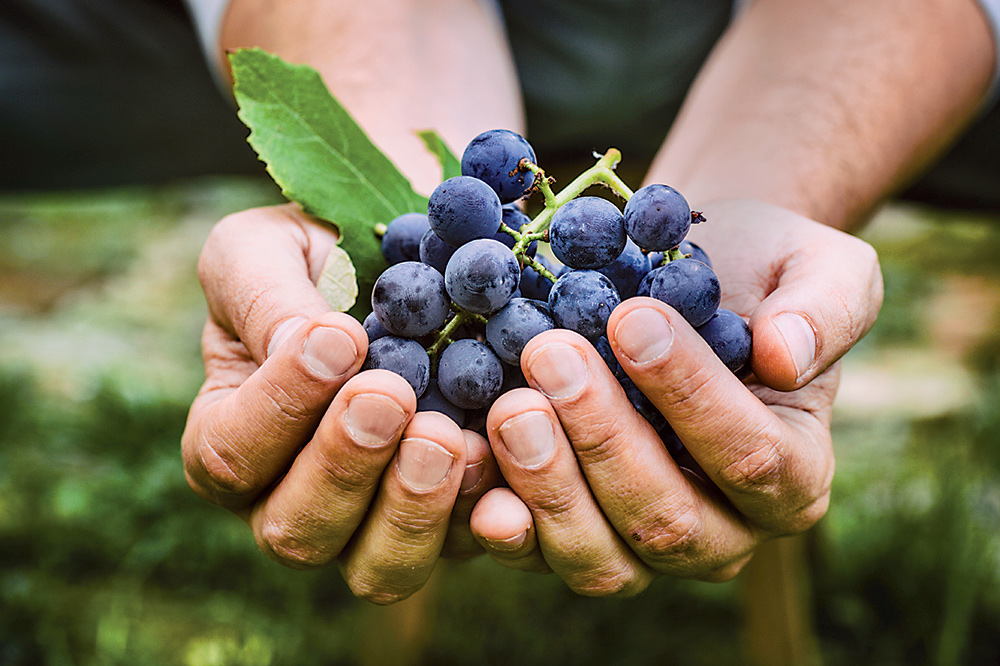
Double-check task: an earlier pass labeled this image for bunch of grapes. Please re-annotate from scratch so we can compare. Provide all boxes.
[363,129,751,435]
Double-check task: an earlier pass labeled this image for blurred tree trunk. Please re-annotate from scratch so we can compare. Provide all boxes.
[740,534,822,666]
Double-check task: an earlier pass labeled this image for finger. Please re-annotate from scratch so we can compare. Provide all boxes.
[470,487,550,573]
[749,213,882,391]
[182,311,368,511]
[519,331,759,577]
[198,204,338,365]
[442,430,504,559]
[338,411,468,605]
[607,298,836,534]
[486,388,657,595]
[246,369,416,569]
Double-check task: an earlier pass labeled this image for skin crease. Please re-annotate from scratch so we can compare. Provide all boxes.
[181,0,997,599]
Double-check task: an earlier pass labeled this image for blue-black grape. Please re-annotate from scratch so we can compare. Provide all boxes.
[696,308,752,374]
[444,238,520,314]
[549,196,627,269]
[437,339,504,409]
[485,297,556,365]
[418,228,457,274]
[619,376,667,431]
[647,258,720,327]
[548,270,621,341]
[519,256,557,301]
[679,240,712,268]
[461,129,537,204]
[416,381,467,426]
[598,238,650,299]
[623,184,693,251]
[381,212,429,265]
[594,336,622,378]
[371,261,451,338]
[427,175,502,247]
[362,336,430,397]
[363,311,390,342]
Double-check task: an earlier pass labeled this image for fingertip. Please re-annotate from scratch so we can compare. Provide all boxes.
[750,311,818,391]
[471,487,534,552]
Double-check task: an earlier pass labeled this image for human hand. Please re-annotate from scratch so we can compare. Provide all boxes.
[469,198,882,592]
[181,204,501,603]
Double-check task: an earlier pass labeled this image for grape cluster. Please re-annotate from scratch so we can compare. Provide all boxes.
[364,129,752,433]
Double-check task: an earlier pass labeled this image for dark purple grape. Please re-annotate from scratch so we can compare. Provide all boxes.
[417,381,467,425]
[548,270,621,342]
[371,261,451,338]
[679,240,712,268]
[363,311,390,342]
[362,336,430,397]
[619,376,667,431]
[647,258,720,327]
[437,339,504,409]
[427,175,502,247]
[594,336,622,378]
[461,129,537,203]
[381,212,430,265]
[444,239,521,315]
[485,297,556,365]
[597,238,651,299]
[696,308,752,374]
[624,184,693,251]
[519,255,557,301]
[418,228,456,274]
[549,196,627,269]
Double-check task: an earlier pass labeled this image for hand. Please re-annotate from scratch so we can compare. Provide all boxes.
[181,203,500,603]
[470,198,883,593]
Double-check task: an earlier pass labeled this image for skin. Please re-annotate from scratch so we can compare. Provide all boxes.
[182,0,996,598]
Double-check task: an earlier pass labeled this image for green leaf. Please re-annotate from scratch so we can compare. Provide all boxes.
[229,48,428,312]
[417,130,462,181]
[316,244,359,312]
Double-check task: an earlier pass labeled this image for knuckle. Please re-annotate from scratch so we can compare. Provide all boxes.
[258,519,332,570]
[631,502,704,567]
[572,568,648,598]
[775,491,831,536]
[259,373,314,425]
[194,434,259,497]
[718,436,786,496]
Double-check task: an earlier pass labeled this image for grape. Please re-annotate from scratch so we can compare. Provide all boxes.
[623,184,693,251]
[362,336,430,397]
[381,212,429,265]
[619,376,667,431]
[597,238,651,299]
[427,175,502,247]
[647,258,720,327]
[519,256,557,301]
[548,270,621,342]
[549,196,627,269]
[696,308,752,374]
[501,361,530,392]
[636,268,655,298]
[417,381,467,425]
[371,261,451,338]
[418,228,457,274]
[594,336,622,378]
[444,238,521,315]
[496,205,538,256]
[437,339,504,409]
[363,311,390,342]
[485,297,556,365]
[679,240,712,268]
[461,129,537,204]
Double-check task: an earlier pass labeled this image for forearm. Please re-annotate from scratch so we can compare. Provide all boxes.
[219,0,523,193]
[648,0,995,231]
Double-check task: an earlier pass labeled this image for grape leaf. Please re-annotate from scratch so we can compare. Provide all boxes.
[417,130,462,181]
[316,244,358,313]
[229,48,428,314]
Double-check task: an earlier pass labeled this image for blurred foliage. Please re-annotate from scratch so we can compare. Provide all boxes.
[1,185,999,664]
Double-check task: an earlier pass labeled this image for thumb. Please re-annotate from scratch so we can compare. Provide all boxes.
[749,234,883,391]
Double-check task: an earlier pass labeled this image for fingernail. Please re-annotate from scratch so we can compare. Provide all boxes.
[773,312,816,379]
[498,411,555,468]
[303,326,357,379]
[526,343,588,399]
[397,437,456,491]
[484,531,527,553]
[613,307,673,364]
[459,460,486,495]
[344,393,407,447]
[268,316,307,357]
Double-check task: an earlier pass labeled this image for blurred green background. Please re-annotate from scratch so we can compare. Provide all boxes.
[1,178,998,666]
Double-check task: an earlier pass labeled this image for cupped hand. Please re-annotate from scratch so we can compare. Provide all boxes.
[181,203,500,603]
[470,198,883,593]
